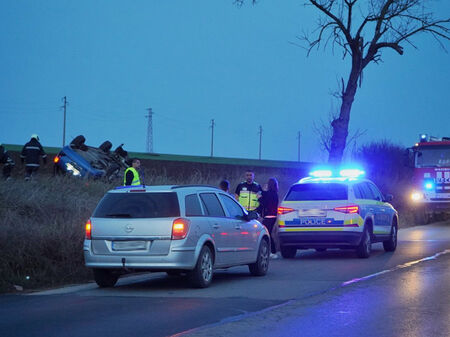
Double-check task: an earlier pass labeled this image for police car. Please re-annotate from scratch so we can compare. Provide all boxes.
[277,169,398,259]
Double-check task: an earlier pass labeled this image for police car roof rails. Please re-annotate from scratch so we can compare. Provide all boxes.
[171,184,219,190]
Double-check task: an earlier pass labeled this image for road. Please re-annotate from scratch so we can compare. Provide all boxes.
[0,221,449,337]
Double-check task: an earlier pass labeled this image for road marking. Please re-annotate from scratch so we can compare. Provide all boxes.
[174,249,450,336]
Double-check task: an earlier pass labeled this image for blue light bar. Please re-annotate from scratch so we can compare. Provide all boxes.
[339,169,365,178]
[309,169,333,178]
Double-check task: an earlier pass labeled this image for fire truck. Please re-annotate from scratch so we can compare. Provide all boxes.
[408,134,450,218]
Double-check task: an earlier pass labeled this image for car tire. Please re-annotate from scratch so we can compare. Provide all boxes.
[356,225,371,258]
[383,223,398,252]
[93,268,119,288]
[280,246,297,259]
[249,238,270,276]
[188,245,213,288]
[315,248,327,252]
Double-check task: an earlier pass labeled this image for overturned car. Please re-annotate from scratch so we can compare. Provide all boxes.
[53,135,130,181]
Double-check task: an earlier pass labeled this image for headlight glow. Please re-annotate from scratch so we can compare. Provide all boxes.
[411,192,423,201]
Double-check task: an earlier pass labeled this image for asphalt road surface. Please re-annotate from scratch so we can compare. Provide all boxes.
[1,221,449,337]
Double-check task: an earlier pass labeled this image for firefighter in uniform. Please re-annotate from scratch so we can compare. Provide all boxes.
[21,134,47,180]
[123,158,141,186]
[234,170,262,211]
[0,143,15,181]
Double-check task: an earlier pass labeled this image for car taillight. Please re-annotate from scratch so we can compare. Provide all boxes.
[277,206,295,215]
[172,218,190,240]
[85,219,92,239]
[333,205,359,214]
[53,156,60,164]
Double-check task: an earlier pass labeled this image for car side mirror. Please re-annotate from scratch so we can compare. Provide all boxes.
[384,194,394,202]
[246,211,259,221]
[403,148,414,168]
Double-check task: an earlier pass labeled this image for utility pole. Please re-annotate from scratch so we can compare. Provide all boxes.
[61,96,68,146]
[210,119,215,157]
[258,125,263,160]
[297,131,301,161]
[145,108,154,153]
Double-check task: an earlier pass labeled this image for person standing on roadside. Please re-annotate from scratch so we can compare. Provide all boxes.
[123,158,141,186]
[258,177,280,258]
[21,134,47,180]
[219,179,230,193]
[235,170,262,211]
[0,143,15,181]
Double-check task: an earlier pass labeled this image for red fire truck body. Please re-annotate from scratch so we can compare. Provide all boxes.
[410,137,450,214]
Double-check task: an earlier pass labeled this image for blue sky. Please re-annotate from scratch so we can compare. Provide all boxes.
[1,0,449,162]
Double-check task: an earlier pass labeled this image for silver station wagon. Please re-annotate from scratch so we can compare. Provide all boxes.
[84,185,270,288]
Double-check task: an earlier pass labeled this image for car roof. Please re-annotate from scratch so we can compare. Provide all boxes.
[109,184,221,193]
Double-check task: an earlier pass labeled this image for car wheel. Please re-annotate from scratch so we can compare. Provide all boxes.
[315,248,327,252]
[356,225,371,258]
[383,223,398,252]
[188,245,213,288]
[249,238,270,276]
[280,246,297,259]
[93,268,119,288]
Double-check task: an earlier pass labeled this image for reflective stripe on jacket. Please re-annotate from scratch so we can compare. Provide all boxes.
[123,167,141,186]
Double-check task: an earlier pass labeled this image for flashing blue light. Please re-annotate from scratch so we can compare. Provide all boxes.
[424,182,434,190]
[310,170,333,178]
[339,169,365,178]
[420,134,427,139]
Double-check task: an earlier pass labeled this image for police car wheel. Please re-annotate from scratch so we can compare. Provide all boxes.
[280,246,297,259]
[356,226,371,258]
[249,238,270,276]
[383,223,397,252]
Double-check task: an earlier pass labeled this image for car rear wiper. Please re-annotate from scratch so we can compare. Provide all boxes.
[104,213,132,218]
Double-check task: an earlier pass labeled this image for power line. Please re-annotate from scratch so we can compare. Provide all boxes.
[146,107,154,153]
[210,119,215,157]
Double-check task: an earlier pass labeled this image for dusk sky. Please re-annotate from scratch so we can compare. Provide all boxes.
[1,0,449,163]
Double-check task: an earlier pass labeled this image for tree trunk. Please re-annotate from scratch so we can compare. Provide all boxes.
[328,55,361,164]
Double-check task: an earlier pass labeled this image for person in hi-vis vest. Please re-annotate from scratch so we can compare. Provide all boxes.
[234,170,262,211]
[123,158,141,186]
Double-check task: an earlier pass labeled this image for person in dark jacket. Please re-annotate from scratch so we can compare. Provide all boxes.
[0,143,15,181]
[258,177,279,258]
[21,134,47,180]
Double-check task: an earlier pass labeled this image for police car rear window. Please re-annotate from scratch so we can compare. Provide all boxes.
[93,192,180,218]
[285,183,348,201]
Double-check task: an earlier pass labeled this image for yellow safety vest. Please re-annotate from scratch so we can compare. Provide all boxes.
[238,190,260,211]
[123,167,141,186]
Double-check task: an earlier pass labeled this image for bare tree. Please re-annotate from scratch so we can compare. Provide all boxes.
[237,0,450,164]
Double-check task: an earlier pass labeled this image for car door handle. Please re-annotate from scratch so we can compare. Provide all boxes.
[213,224,220,229]
[235,225,242,230]
[369,208,374,212]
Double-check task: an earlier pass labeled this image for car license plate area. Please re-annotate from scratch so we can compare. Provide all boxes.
[298,217,327,225]
[112,240,147,251]
[298,209,326,217]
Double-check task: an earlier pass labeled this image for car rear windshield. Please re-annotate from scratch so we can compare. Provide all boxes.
[93,192,180,218]
[285,183,348,201]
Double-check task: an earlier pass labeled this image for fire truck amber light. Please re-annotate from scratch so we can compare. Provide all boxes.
[53,156,60,164]
[411,192,422,201]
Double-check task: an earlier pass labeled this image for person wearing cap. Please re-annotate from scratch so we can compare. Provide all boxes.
[21,134,47,180]
[0,143,15,181]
